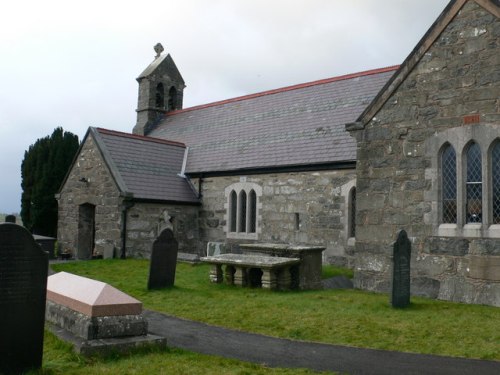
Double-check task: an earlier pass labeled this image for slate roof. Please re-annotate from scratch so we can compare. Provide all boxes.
[148,66,398,174]
[92,128,199,203]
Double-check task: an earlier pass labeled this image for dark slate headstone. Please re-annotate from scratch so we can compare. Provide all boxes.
[147,229,179,289]
[391,229,411,308]
[0,223,48,374]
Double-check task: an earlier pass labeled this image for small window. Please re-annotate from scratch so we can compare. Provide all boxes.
[248,190,257,233]
[466,142,482,223]
[238,191,247,232]
[349,187,356,238]
[492,142,500,224]
[441,144,457,224]
[168,87,177,111]
[229,190,237,232]
[155,83,165,108]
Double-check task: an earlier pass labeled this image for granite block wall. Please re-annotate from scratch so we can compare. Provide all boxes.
[192,169,357,265]
[349,2,500,306]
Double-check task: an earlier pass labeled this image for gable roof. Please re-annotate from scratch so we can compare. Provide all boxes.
[147,66,398,174]
[137,53,185,84]
[91,127,199,204]
[348,0,499,130]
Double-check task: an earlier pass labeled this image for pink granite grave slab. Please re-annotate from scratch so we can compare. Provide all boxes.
[47,272,142,317]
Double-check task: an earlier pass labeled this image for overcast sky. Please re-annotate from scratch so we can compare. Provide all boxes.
[0,0,450,214]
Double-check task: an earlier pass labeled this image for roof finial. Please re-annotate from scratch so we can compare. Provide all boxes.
[154,43,164,59]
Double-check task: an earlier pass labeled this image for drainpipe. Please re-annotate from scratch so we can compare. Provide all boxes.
[120,199,135,259]
[198,174,203,199]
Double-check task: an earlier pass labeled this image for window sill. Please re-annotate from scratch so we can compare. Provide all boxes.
[227,232,259,240]
[438,224,458,237]
[462,223,482,237]
[437,223,500,238]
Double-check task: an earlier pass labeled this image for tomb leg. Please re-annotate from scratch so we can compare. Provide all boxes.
[277,266,292,290]
[234,267,248,287]
[262,268,278,290]
[209,264,223,283]
[225,265,235,285]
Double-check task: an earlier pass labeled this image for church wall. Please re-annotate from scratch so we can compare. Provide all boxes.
[57,135,123,258]
[350,2,500,306]
[125,203,200,258]
[192,169,357,265]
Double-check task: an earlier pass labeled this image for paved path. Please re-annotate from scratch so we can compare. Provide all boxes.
[144,310,499,375]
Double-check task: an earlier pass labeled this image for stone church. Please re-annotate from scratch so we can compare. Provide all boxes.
[57,0,499,306]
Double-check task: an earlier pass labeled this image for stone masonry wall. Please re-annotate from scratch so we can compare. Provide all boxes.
[192,169,357,265]
[125,203,200,258]
[57,134,122,257]
[350,2,500,306]
[58,134,200,259]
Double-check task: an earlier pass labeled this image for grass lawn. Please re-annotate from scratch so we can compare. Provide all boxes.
[37,330,325,374]
[51,259,499,362]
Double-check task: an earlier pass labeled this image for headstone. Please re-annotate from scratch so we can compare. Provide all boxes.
[0,223,48,374]
[391,229,411,308]
[148,229,178,289]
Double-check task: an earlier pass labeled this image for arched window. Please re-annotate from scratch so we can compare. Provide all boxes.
[466,142,482,223]
[248,190,257,233]
[168,87,177,111]
[492,142,500,224]
[238,190,247,232]
[225,182,261,239]
[441,144,457,224]
[349,187,356,238]
[155,83,165,108]
[229,190,237,232]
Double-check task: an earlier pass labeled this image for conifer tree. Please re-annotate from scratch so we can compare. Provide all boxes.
[21,127,79,236]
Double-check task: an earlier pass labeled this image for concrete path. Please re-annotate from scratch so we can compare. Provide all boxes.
[144,310,499,375]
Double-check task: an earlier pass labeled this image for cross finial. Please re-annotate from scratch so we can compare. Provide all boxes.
[154,43,164,59]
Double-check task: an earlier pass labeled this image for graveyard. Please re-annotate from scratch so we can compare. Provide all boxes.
[48,259,500,362]
[0,221,499,373]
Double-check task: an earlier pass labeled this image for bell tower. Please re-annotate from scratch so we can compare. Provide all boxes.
[133,43,185,135]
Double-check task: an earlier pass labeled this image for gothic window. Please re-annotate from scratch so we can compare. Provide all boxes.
[349,187,356,238]
[248,190,257,233]
[492,142,500,224]
[225,182,261,239]
[229,190,237,232]
[168,87,177,111]
[155,83,165,108]
[238,190,247,232]
[466,142,482,223]
[441,144,457,224]
[434,126,500,238]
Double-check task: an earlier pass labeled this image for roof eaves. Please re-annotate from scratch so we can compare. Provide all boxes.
[185,160,357,177]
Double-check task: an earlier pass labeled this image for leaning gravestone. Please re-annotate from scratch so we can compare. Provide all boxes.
[391,229,411,308]
[148,229,179,289]
[0,223,48,374]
